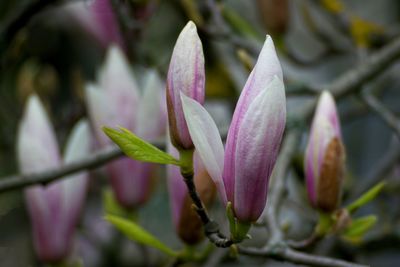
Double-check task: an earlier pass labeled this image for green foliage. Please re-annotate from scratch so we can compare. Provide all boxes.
[105,214,179,257]
[347,182,385,214]
[341,215,377,243]
[103,189,137,220]
[103,126,180,166]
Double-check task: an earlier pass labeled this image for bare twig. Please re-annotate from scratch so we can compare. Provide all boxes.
[325,36,400,98]
[238,246,368,267]
[180,151,233,248]
[352,141,400,198]
[1,0,56,41]
[287,232,322,249]
[360,92,400,139]
[265,130,301,243]
[0,147,123,193]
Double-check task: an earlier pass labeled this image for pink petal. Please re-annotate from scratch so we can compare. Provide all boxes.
[305,114,336,205]
[17,95,61,173]
[106,158,153,209]
[181,93,226,204]
[166,21,205,149]
[224,36,282,204]
[61,119,91,230]
[136,70,166,140]
[17,95,72,262]
[304,91,341,204]
[234,77,286,222]
[90,0,125,48]
[85,83,111,146]
[315,91,342,138]
[99,46,139,131]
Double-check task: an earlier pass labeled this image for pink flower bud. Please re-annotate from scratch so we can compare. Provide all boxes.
[305,91,345,212]
[17,95,90,263]
[167,143,215,244]
[61,0,124,49]
[91,0,125,48]
[181,36,286,223]
[166,21,205,150]
[85,47,166,208]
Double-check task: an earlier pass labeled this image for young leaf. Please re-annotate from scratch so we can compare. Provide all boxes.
[347,182,385,213]
[105,214,179,257]
[103,189,135,218]
[341,215,377,243]
[103,126,180,166]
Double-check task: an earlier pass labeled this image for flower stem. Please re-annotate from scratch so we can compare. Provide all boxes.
[178,148,233,247]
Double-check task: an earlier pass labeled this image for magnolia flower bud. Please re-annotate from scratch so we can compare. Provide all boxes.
[223,36,285,222]
[91,0,124,48]
[166,21,205,150]
[85,46,166,208]
[17,95,90,263]
[167,144,215,244]
[181,36,286,223]
[61,0,124,48]
[305,91,345,212]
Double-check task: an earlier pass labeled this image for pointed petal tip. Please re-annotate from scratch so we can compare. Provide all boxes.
[106,45,128,66]
[183,20,197,32]
[179,20,201,44]
[180,92,227,202]
[319,91,337,113]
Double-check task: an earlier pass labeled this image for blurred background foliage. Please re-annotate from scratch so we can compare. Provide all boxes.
[0,0,400,266]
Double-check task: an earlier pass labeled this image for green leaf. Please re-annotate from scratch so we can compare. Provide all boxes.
[347,182,385,213]
[105,214,178,257]
[103,127,180,166]
[341,215,377,243]
[103,189,136,219]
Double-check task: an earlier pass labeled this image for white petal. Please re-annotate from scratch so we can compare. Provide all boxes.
[61,119,91,223]
[234,76,286,219]
[181,93,226,203]
[136,70,165,140]
[84,83,112,146]
[100,46,139,99]
[99,46,139,130]
[17,94,61,173]
[17,95,61,229]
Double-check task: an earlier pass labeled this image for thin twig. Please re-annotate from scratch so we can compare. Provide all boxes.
[325,36,400,98]
[180,157,233,248]
[0,147,123,193]
[1,0,56,40]
[352,141,400,198]
[238,246,368,267]
[360,92,400,139]
[265,130,301,243]
[287,232,322,249]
